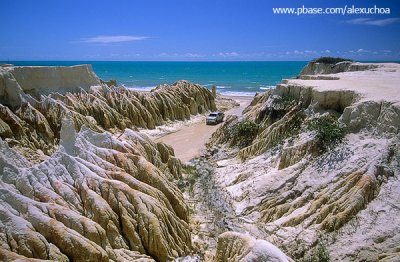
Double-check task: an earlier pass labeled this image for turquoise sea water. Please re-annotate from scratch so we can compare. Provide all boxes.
[8,61,307,96]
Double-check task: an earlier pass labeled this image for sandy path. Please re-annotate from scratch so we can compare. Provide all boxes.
[155,96,253,162]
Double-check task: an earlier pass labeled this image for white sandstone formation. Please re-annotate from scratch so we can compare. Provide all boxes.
[209,62,400,261]
[0,120,192,261]
[0,65,215,162]
[0,65,101,107]
[215,231,294,262]
[299,60,379,75]
[0,65,217,261]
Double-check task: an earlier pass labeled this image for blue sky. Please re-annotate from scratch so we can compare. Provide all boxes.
[1,0,399,61]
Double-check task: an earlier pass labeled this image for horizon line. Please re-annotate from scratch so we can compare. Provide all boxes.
[2,59,400,63]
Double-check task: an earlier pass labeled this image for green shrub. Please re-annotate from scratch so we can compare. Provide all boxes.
[308,115,345,152]
[178,165,198,192]
[313,57,353,64]
[305,241,330,262]
[183,164,197,175]
[273,95,297,108]
[233,119,259,148]
[187,173,197,192]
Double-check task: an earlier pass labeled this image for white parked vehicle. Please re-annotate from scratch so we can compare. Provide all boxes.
[206,112,224,125]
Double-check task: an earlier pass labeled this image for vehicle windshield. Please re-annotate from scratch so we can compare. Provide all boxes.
[209,113,217,117]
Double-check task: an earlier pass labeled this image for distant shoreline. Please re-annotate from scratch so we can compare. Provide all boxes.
[127,86,261,97]
[3,61,307,95]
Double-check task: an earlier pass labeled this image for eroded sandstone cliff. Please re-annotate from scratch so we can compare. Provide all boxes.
[0,121,191,261]
[0,65,216,261]
[207,62,400,261]
[299,59,379,75]
[215,231,294,262]
[0,65,215,162]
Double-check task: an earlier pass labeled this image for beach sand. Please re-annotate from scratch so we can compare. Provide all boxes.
[155,95,253,162]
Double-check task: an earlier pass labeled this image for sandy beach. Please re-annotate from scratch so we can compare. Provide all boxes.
[155,95,253,162]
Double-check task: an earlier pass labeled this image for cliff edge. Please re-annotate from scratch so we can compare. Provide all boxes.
[0,65,101,107]
[299,57,379,75]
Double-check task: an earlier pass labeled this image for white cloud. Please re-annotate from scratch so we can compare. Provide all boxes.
[78,35,149,44]
[304,50,317,54]
[156,52,205,58]
[217,52,239,57]
[357,48,370,53]
[109,53,141,58]
[343,49,398,58]
[184,53,204,58]
[291,50,316,56]
[347,18,400,26]
[284,49,338,57]
[347,18,371,25]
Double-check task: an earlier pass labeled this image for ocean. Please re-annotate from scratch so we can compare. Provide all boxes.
[8,61,307,96]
